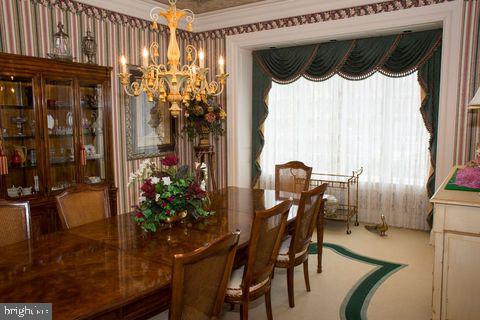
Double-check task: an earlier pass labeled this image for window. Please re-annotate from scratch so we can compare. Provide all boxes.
[260,73,430,230]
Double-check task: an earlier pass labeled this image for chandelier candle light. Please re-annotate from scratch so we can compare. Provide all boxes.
[118,0,228,118]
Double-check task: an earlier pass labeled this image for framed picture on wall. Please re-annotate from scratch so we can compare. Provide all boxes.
[125,66,175,160]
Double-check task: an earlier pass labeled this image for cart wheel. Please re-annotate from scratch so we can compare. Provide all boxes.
[354,221,359,226]
[346,229,351,235]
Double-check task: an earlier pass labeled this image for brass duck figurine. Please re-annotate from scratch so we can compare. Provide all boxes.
[365,214,389,236]
[377,215,389,236]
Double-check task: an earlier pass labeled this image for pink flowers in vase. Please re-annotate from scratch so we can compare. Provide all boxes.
[455,167,480,189]
[455,143,480,189]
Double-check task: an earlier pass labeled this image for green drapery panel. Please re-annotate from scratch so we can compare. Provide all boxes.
[252,58,272,180]
[418,47,442,227]
[252,29,442,224]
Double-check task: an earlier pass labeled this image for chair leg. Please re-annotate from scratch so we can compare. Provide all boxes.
[265,289,273,320]
[240,302,249,320]
[287,267,295,308]
[303,260,311,292]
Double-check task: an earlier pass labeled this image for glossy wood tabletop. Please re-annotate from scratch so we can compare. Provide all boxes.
[0,187,303,319]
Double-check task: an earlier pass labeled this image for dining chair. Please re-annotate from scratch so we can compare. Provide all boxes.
[55,183,111,229]
[225,199,292,320]
[275,183,327,308]
[275,161,313,194]
[0,200,31,247]
[170,231,241,320]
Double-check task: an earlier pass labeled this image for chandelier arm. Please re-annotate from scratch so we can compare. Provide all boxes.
[123,84,135,97]
[208,80,220,95]
[185,45,198,67]
[182,9,195,24]
[149,7,164,22]
[149,42,160,66]
[146,85,157,96]
[157,64,168,73]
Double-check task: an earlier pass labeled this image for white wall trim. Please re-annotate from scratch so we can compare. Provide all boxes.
[226,1,463,190]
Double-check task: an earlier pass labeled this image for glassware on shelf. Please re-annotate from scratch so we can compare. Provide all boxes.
[34,175,39,192]
[80,83,105,184]
[10,116,27,136]
[46,78,76,190]
[0,75,39,196]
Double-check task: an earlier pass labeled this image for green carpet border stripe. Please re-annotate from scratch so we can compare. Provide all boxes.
[309,242,407,320]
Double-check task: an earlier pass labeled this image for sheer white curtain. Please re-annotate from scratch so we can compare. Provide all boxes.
[259,73,430,230]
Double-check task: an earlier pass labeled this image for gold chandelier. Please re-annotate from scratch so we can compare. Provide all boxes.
[118,0,228,118]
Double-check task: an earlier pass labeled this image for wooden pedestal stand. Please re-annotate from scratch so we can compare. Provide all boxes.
[194,145,217,191]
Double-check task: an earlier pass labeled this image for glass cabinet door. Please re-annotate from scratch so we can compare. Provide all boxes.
[0,75,40,198]
[79,82,106,184]
[45,78,76,191]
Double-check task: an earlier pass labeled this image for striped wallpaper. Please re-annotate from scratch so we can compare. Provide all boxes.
[456,1,480,164]
[0,0,477,213]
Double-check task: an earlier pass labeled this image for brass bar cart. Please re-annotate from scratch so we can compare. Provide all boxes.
[310,167,363,234]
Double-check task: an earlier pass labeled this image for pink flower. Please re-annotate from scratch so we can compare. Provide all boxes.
[455,167,480,189]
[135,212,144,219]
[205,112,216,123]
[161,154,179,166]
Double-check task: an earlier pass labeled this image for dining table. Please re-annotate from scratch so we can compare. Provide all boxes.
[0,187,325,320]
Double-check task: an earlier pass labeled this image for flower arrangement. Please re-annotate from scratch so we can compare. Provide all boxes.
[182,94,226,144]
[129,154,213,232]
[455,143,480,189]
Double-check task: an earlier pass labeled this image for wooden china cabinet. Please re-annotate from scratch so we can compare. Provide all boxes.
[0,53,117,238]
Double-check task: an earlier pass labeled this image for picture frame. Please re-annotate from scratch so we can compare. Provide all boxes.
[125,65,176,160]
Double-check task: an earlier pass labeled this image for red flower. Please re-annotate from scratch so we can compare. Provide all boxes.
[205,112,216,123]
[135,212,144,219]
[141,179,156,199]
[166,210,171,216]
[161,154,179,167]
[188,182,206,198]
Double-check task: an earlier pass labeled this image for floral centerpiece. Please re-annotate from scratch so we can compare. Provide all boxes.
[455,143,480,189]
[129,154,213,232]
[182,94,226,147]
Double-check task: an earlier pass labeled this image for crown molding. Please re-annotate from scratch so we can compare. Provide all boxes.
[75,0,380,32]
[193,0,378,32]
[76,0,168,22]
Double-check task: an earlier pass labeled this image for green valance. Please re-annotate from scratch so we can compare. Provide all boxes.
[252,29,442,225]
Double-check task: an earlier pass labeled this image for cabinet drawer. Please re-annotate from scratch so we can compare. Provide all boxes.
[444,204,480,235]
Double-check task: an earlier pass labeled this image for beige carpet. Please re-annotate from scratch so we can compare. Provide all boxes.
[151,220,433,320]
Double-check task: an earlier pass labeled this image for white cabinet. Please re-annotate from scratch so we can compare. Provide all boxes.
[431,166,480,320]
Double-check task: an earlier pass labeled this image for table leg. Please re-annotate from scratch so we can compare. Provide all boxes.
[317,201,325,273]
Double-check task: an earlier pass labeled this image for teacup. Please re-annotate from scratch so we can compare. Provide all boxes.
[7,186,19,198]
[22,187,32,196]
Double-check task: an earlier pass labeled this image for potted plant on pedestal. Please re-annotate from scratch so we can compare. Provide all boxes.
[182,95,226,147]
